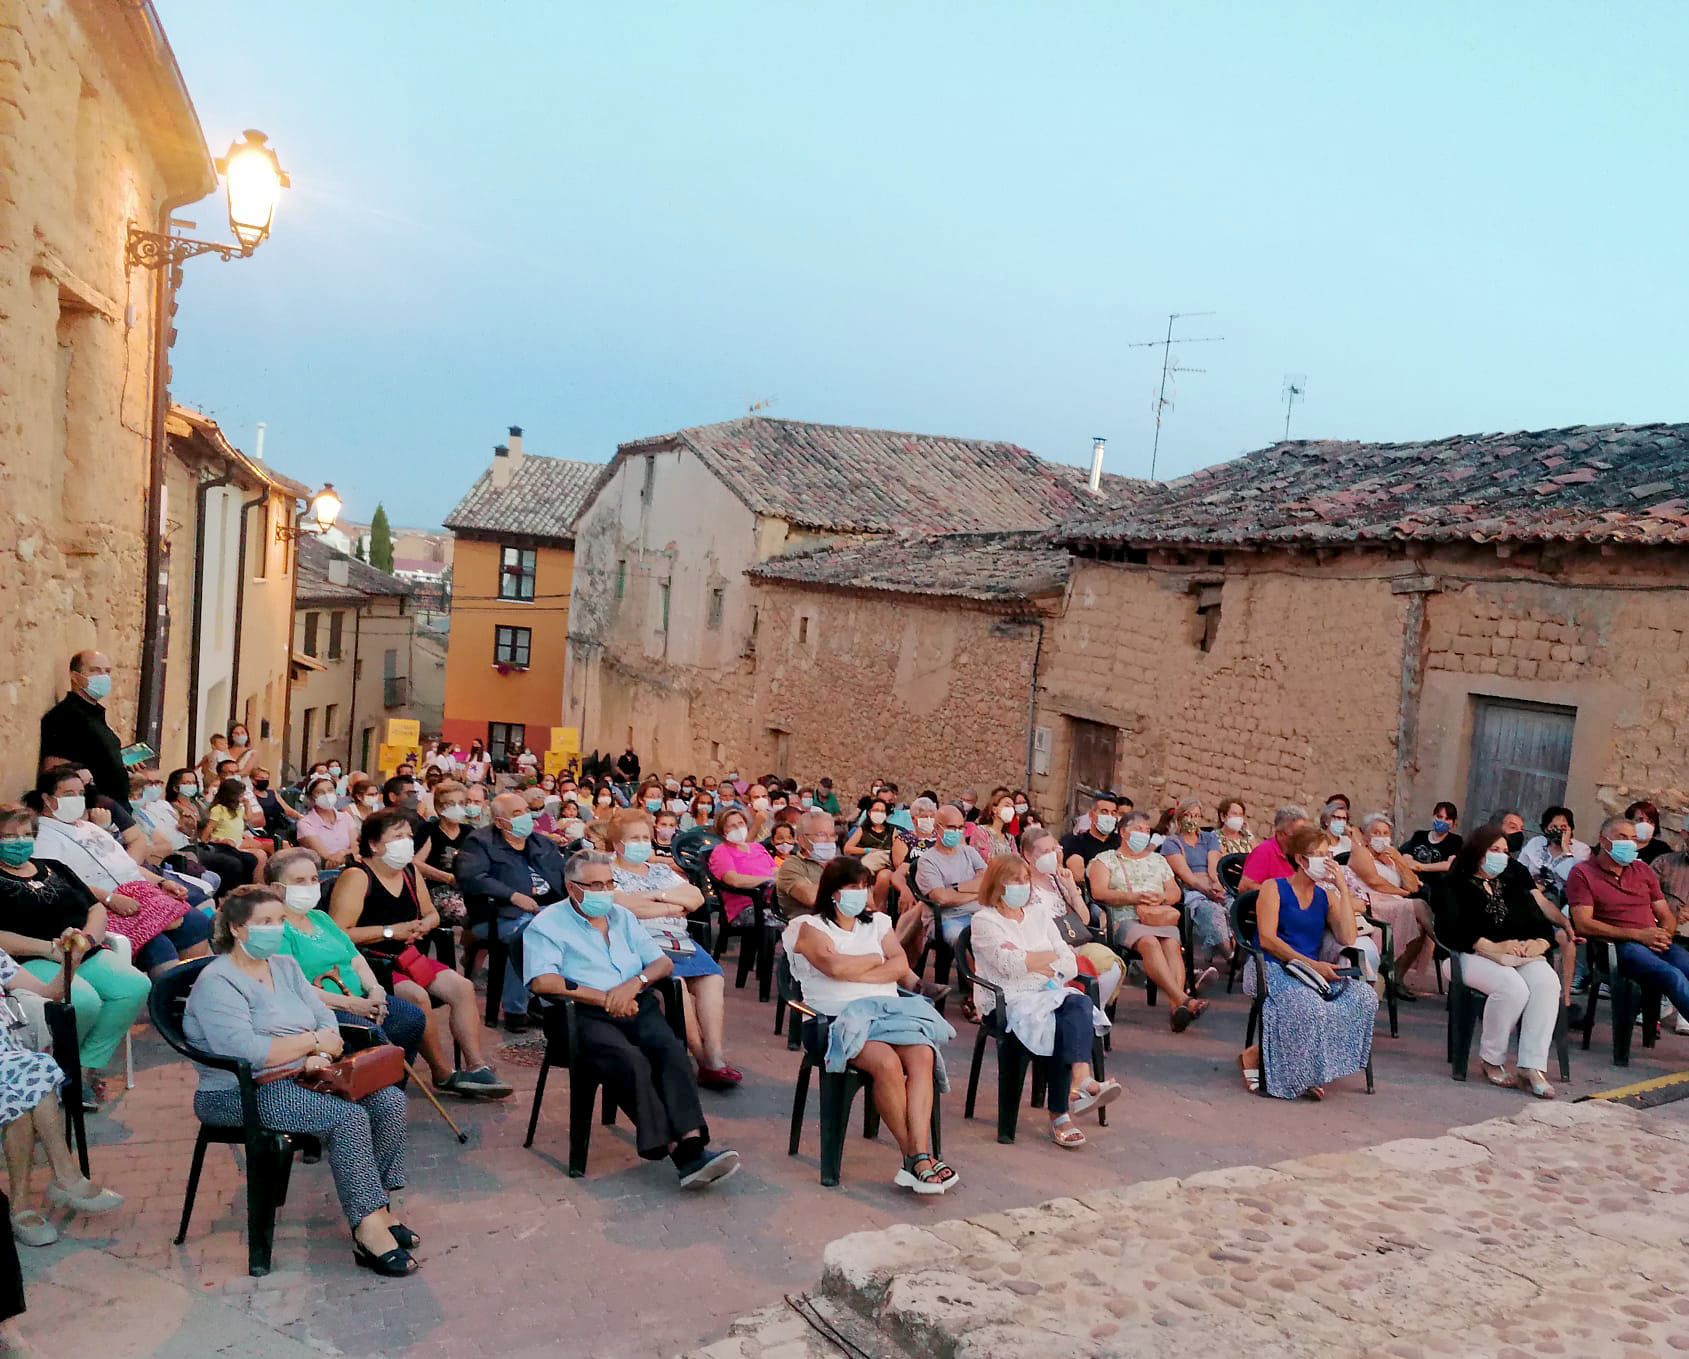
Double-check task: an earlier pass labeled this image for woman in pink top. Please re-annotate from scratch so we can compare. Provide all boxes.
[707,807,776,922]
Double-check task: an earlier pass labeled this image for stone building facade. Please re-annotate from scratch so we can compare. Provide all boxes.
[0,0,216,795]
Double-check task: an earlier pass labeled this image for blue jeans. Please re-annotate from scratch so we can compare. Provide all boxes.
[135,908,214,971]
[1046,992,1095,1113]
[1614,941,1689,1013]
[472,913,534,1015]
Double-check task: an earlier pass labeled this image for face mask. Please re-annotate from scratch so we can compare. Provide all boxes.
[916,818,935,836]
[137,785,161,805]
[622,840,653,864]
[869,810,887,826]
[239,923,286,960]
[752,797,770,812]
[1328,818,1348,837]
[83,674,112,701]
[1179,815,1201,832]
[1224,815,1245,832]
[997,805,1015,824]
[1015,803,1029,816]
[836,888,870,918]
[1094,814,1118,835]
[1126,830,1152,854]
[1482,851,1510,878]
[179,784,199,799]
[439,804,468,822]
[725,826,748,844]
[576,888,615,918]
[1607,839,1639,866]
[361,797,380,813]
[682,786,694,797]
[506,812,536,839]
[1505,831,1525,855]
[329,766,342,778]
[1634,821,1655,844]
[1431,818,1451,834]
[561,822,585,842]
[283,884,320,912]
[596,798,612,809]
[939,829,963,849]
[809,841,837,863]
[1001,882,1031,909]
[52,796,86,824]
[400,792,421,809]
[774,840,793,855]
[656,826,675,845]
[644,799,662,813]
[1369,835,1391,854]
[0,838,34,868]
[380,838,416,869]
[1033,851,1060,876]
[254,779,270,792]
[1304,856,1331,881]
[800,796,813,809]
[231,734,248,747]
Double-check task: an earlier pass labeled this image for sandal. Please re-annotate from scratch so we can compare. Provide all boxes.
[1050,1115,1086,1148]
[1171,1003,1195,1033]
[696,1066,742,1090]
[353,1239,419,1276]
[1237,1054,1261,1093]
[961,993,981,1025]
[389,1223,421,1250]
[1068,1079,1123,1119]
[47,1178,124,1215]
[1519,1069,1557,1100]
[894,1152,960,1196]
[1191,966,1219,995]
[1480,1061,1514,1089]
[1301,1086,1326,1101]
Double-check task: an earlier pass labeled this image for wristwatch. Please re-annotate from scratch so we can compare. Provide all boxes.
[637,971,650,987]
[382,927,395,940]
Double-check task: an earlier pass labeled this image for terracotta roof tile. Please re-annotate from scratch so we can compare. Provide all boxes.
[296,537,411,604]
[444,453,604,540]
[748,530,1069,603]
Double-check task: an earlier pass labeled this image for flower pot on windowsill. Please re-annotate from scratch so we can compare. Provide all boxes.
[492,663,530,676]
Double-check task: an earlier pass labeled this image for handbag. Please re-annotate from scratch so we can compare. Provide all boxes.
[262,1042,406,1100]
[1053,910,1090,948]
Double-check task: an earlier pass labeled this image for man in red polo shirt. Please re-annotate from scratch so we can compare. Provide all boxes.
[1565,813,1687,1013]
[1239,804,1311,892]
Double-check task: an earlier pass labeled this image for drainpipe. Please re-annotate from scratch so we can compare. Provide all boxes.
[347,605,363,768]
[227,484,269,735]
[281,507,300,779]
[1021,615,1046,788]
[185,469,235,763]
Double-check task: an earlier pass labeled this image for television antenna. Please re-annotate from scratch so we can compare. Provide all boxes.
[1128,312,1223,478]
[1281,374,1307,440]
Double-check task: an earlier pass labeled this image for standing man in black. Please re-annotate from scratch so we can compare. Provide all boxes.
[39,649,130,810]
[616,746,641,786]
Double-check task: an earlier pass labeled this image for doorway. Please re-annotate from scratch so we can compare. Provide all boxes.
[1465,697,1576,825]
[1065,718,1120,832]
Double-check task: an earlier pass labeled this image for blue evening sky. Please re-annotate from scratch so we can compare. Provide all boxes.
[159,1,1689,528]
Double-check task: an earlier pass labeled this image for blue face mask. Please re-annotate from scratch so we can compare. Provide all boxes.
[1126,831,1152,854]
[836,888,870,918]
[622,840,653,864]
[1482,850,1510,877]
[84,674,111,702]
[576,888,615,918]
[1608,839,1640,866]
[1431,818,1451,834]
[1001,882,1031,909]
[506,812,535,839]
[239,924,286,960]
[644,799,662,813]
[0,838,35,868]
[809,841,837,863]
[940,829,964,849]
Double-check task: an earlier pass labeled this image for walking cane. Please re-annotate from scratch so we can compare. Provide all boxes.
[369,1020,468,1144]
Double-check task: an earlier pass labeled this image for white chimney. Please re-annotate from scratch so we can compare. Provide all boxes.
[490,442,512,490]
[1088,436,1106,492]
[507,424,525,461]
[328,557,350,586]
[254,421,267,461]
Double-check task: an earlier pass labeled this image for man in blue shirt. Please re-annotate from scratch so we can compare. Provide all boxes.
[456,791,566,1030]
[524,850,740,1189]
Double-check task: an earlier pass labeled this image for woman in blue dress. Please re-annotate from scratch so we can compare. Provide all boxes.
[1239,825,1379,1099]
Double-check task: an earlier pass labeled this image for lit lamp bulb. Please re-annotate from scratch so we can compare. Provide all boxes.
[310,484,342,533]
[219,130,289,253]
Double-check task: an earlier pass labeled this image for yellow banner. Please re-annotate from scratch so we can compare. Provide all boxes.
[544,750,572,777]
[386,717,420,748]
[549,726,579,753]
[376,743,408,776]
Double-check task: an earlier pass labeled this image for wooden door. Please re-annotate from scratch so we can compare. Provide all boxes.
[1465,698,1576,824]
[1066,718,1120,832]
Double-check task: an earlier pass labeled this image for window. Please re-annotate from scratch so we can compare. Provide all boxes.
[499,545,536,601]
[324,703,339,737]
[641,455,655,502]
[302,611,320,656]
[798,615,810,644]
[707,586,724,630]
[353,658,363,683]
[615,559,627,601]
[659,581,671,632]
[301,708,316,766]
[1195,586,1222,654]
[360,727,373,771]
[494,625,532,667]
[327,610,345,660]
[253,499,270,580]
[489,722,525,765]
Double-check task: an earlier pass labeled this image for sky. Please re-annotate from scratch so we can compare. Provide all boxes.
[159,1,1689,528]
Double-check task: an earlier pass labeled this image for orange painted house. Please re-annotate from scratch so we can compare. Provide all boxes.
[441,428,603,766]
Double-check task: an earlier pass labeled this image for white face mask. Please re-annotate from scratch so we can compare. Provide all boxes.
[439,804,469,822]
[380,838,416,869]
[52,795,86,824]
[1093,814,1118,835]
[1328,818,1348,837]
[752,797,770,812]
[1304,856,1332,881]
[725,826,748,845]
[1369,835,1391,855]
[997,804,1015,823]
[869,810,887,826]
[362,796,380,813]
[1033,851,1060,876]
[915,817,935,835]
[283,884,319,913]
[1635,821,1655,843]
[1224,815,1245,832]
[314,793,337,811]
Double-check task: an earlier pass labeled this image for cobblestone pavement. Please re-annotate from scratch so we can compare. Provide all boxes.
[697,1100,1689,1359]
[17,974,1688,1359]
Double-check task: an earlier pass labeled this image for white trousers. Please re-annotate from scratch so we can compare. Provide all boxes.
[1459,953,1559,1072]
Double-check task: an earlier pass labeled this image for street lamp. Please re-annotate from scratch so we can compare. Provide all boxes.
[128,130,291,269]
[278,484,342,542]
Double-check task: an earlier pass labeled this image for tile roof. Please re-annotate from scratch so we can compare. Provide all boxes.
[443,453,605,541]
[747,530,1070,604]
[297,536,412,604]
[617,417,1139,534]
[166,405,313,499]
[1060,423,1689,549]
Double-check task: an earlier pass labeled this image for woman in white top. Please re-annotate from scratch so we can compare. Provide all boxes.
[1018,826,1123,1008]
[970,855,1116,1148]
[783,858,958,1193]
[1348,811,1433,996]
[1517,806,1591,895]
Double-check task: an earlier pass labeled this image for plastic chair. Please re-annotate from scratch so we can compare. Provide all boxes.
[149,957,332,1276]
[1446,948,1571,1082]
[779,956,943,1187]
[706,871,780,1003]
[462,892,513,1026]
[956,926,1108,1142]
[522,977,686,1178]
[1578,941,1662,1066]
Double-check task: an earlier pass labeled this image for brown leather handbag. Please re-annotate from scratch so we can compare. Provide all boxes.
[261,1043,406,1101]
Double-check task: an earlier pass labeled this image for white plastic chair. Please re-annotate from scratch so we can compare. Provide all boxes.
[104,932,137,1090]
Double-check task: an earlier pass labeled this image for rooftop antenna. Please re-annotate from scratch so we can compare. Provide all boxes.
[747,397,775,414]
[1281,374,1307,441]
[1128,312,1223,479]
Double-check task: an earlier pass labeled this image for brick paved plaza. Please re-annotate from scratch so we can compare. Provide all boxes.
[19,977,1688,1359]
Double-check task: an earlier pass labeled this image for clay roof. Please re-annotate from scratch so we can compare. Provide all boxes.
[615,416,1141,534]
[1061,423,1689,549]
[166,406,312,499]
[444,453,604,542]
[748,531,1069,604]
[296,537,411,605]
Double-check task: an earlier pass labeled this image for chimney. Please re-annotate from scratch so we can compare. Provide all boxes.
[490,442,512,490]
[254,421,267,461]
[328,557,350,587]
[1088,436,1106,492]
[507,425,525,461]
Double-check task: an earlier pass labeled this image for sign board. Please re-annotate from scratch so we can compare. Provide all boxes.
[376,743,409,776]
[549,726,579,753]
[544,750,572,777]
[386,718,420,748]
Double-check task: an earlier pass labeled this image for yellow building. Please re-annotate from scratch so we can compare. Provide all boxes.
[441,428,602,765]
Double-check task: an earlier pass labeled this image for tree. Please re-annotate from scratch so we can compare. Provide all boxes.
[369,503,394,572]
[354,536,368,563]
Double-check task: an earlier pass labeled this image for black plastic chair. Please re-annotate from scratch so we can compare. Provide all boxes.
[462,892,514,1026]
[1233,891,1375,1098]
[1086,881,1162,1009]
[778,957,943,1187]
[706,872,780,1003]
[1446,948,1571,1082]
[1578,941,1662,1066]
[910,872,955,986]
[522,977,686,1178]
[149,957,332,1276]
[957,926,1108,1142]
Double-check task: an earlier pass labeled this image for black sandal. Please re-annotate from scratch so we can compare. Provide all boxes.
[390,1223,420,1250]
[354,1239,418,1276]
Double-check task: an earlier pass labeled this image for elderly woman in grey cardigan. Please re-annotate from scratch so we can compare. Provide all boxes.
[183,886,416,1277]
